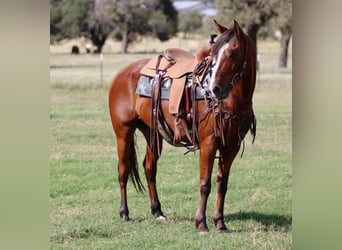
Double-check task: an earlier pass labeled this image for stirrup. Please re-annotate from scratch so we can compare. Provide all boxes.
[184,144,199,155]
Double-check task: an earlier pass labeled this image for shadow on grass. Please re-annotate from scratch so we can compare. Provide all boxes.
[151,210,291,233]
[51,227,115,243]
[225,211,292,232]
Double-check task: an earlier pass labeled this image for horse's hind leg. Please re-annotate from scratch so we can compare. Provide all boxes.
[115,126,137,221]
[139,124,166,220]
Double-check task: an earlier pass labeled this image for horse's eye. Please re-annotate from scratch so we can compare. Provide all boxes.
[230,51,237,59]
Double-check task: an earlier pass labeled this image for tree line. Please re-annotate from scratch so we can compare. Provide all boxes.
[50,0,291,67]
[51,0,178,54]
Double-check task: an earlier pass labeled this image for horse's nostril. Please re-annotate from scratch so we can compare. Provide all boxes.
[212,86,221,95]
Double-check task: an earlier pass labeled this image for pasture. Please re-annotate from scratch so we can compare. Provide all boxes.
[50,37,292,249]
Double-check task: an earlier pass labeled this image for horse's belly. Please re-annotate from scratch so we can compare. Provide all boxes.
[135,96,152,126]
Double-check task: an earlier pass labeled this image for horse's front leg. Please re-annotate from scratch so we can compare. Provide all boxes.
[213,146,239,232]
[195,138,216,233]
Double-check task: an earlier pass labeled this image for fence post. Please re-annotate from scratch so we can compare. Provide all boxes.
[100,53,103,86]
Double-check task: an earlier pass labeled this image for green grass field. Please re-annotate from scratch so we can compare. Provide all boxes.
[50,38,292,249]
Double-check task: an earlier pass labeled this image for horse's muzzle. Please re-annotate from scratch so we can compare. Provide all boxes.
[211,83,232,99]
[212,86,222,97]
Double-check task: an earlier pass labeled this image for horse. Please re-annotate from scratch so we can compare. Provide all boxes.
[71,45,79,55]
[108,20,257,233]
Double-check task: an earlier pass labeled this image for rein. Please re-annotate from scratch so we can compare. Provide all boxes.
[214,101,256,157]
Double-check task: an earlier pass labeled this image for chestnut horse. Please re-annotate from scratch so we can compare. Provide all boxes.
[108,20,256,233]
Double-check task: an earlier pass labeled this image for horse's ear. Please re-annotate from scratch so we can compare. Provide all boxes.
[233,20,243,39]
[214,19,228,34]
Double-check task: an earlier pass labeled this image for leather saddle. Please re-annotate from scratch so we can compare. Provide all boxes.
[138,48,212,149]
[140,48,199,114]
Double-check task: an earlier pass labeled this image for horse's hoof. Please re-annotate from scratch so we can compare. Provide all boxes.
[120,214,130,222]
[197,223,209,235]
[198,230,209,235]
[156,215,167,222]
[213,217,229,232]
[215,221,228,232]
[196,219,209,234]
[217,227,229,233]
[198,228,209,235]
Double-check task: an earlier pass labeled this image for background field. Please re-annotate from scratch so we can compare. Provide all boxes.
[50,37,292,249]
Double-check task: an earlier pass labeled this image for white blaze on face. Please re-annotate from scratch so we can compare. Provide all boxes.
[209,43,229,95]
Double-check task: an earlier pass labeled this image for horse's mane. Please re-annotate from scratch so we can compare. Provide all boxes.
[211,29,235,56]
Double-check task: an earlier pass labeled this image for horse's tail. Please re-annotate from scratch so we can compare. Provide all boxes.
[129,135,145,193]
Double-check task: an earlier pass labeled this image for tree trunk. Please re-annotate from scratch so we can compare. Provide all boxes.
[121,27,129,54]
[95,44,104,54]
[278,32,291,68]
[89,25,107,54]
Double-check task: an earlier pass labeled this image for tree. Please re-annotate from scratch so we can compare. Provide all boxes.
[148,10,172,41]
[50,0,177,54]
[93,0,178,53]
[216,0,292,67]
[157,0,178,39]
[50,0,93,43]
[89,23,108,53]
[273,0,292,68]
[216,0,278,55]
[50,0,63,42]
[178,10,203,39]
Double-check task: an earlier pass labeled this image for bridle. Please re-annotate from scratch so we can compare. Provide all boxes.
[227,36,249,90]
[193,33,255,153]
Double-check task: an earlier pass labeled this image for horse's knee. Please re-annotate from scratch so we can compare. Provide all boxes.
[216,175,228,193]
[200,181,211,195]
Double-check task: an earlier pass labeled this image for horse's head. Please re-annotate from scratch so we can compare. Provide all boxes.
[209,20,248,99]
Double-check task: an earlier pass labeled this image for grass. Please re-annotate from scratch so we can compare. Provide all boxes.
[50,38,292,249]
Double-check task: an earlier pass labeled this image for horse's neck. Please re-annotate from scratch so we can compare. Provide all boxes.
[233,37,256,108]
[224,76,255,114]
[229,51,256,112]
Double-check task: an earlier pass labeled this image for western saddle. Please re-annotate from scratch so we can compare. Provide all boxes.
[139,47,211,152]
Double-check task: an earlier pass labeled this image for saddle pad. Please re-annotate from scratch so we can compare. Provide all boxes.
[135,75,206,100]
[135,75,172,99]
